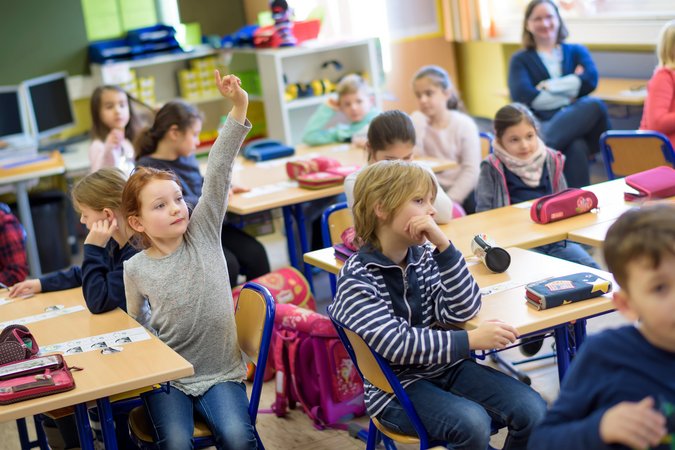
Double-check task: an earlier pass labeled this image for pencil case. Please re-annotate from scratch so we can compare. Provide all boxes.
[285,157,341,180]
[525,272,612,310]
[530,188,598,224]
[0,354,76,405]
[624,166,675,201]
[243,139,295,162]
[0,324,39,365]
[297,172,345,189]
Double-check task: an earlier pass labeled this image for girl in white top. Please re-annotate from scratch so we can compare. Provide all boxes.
[344,110,454,223]
[411,65,481,209]
[88,85,138,175]
[122,72,257,449]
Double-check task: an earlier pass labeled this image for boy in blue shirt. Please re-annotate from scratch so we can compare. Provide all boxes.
[529,204,675,450]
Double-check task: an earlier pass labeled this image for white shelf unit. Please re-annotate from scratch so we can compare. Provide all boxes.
[226,38,383,146]
[89,45,231,131]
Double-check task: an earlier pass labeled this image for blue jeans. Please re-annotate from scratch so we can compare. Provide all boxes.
[142,381,257,450]
[541,97,611,188]
[377,360,546,450]
[534,241,600,269]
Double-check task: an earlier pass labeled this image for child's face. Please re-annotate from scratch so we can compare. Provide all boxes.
[131,179,189,242]
[498,120,538,160]
[371,141,414,163]
[175,120,202,157]
[338,91,371,123]
[615,253,675,352]
[99,90,130,131]
[78,205,108,231]
[384,191,437,247]
[413,77,451,119]
[526,2,560,44]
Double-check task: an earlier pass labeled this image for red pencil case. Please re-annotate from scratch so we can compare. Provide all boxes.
[530,188,598,224]
[0,354,75,405]
[297,172,345,189]
[624,166,675,201]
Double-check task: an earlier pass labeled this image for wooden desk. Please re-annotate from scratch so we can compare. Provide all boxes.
[567,221,615,247]
[0,152,65,277]
[0,289,193,449]
[594,77,647,106]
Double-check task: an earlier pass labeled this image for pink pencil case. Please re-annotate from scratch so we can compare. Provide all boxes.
[530,188,598,224]
[624,166,675,201]
[0,354,76,405]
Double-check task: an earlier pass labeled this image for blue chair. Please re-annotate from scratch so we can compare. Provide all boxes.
[321,202,352,296]
[600,130,675,180]
[480,131,494,159]
[127,282,276,449]
[331,318,498,450]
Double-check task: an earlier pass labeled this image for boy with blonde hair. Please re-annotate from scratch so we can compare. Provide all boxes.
[302,73,379,147]
[529,204,675,450]
[330,160,545,449]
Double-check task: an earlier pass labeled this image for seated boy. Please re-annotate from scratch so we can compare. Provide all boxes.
[0,205,28,287]
[301,73,379,147]
[528,204,675,450]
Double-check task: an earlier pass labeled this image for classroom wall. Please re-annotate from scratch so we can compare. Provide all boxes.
[178,0,246,36]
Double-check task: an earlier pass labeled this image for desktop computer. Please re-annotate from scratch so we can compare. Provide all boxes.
[0,85,38,162]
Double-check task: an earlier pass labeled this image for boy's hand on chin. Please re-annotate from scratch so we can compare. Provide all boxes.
[406,215,448,252]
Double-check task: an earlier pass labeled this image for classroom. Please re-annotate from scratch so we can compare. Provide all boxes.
[0,0,674,449]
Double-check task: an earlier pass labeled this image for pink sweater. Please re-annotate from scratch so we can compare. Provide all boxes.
[640,67,675,149]
[411,110,481,203]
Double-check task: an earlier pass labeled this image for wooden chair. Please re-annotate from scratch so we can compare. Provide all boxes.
[331,319,497,450]
[321,202,353,296]
[600,130,675,180]
[127,282,276,449]
[480,131,494,159]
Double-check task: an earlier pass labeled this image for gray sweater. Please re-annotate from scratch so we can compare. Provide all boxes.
[124,117,251,396]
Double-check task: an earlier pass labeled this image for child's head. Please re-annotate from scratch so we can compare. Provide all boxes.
[657,19,675,69]
[365,110,416,163]
[522,0,568,50]
[134,101,203,159]
[90,86,138,141]
[412,65,463,118]
[493,103,541,160]
[335,74,372,123]
[604,204,675,351]
[122,166,188,249]
[71,168,127,230]
[353,160,437,250]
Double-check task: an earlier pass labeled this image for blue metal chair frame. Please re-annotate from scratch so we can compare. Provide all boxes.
[479,131,495,157]
[600,130,675,180]
[321,201,349,297]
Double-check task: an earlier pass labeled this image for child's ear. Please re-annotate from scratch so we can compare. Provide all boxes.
[102,208,115,221]
[167,124,180,140]
[612,290,639,322]
[127,216,144,233]
[374,203,387,221]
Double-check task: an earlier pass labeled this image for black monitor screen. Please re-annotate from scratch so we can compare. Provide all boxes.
[0,91,23,139]
[26,76,74,137]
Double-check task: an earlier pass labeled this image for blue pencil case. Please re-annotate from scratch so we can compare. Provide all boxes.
[243,139,294,162]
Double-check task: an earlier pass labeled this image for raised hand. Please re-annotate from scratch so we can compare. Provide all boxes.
[600,397,667,448]
[84,218,117,247]
[215,70,248,125]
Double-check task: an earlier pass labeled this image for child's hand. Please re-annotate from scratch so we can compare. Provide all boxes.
[600,397,667,448]
[9,279,42,298]
[326,97,340,111]
[467,320,519,350]
[215,70,248,125]
[406,215,449,252]
[229,184,250,196]
[84,218,117,247]
[104,129,124,151]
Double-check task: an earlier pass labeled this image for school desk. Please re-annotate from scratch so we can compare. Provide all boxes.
[567,220,615,247]
[594,77,647,106]
[0,151,65,278]
[200,143,455,285]
[0,288,194,450]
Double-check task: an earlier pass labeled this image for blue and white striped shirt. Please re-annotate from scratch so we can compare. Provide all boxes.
[328,242,482,417]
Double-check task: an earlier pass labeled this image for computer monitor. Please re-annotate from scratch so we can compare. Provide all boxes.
[21,72,75,142]
[0,85,33,149]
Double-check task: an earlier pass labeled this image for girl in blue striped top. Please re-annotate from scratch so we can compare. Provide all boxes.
[328,160,546,449]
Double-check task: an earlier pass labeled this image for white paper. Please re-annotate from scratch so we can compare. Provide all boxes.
[240,180,299,198]
[0,305,85,329]
[39,327,151,355]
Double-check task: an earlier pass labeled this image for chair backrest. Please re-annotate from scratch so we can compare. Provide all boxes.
[235,282,276,422]
[600,130,675,180]
[479,131,494,159]
[321,201,353,247]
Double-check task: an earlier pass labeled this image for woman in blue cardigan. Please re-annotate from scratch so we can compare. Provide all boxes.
[508,0,610,188]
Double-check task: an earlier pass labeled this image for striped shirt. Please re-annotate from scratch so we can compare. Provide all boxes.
[328,242,481,417]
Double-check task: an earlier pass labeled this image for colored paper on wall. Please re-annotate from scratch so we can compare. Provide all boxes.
[81,0,123,41]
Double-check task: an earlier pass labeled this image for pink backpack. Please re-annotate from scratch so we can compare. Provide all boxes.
[270,303,365,429]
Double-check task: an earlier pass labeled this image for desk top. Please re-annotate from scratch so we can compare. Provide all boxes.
[0,289,193,422]
[0,152,65,185]
[461,248,615,335]
[594,77,647,106]
[206,144,456,215]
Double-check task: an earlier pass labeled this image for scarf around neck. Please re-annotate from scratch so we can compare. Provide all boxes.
[493,137,547,188]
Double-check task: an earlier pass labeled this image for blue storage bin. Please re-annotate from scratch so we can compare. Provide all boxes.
[127,24,177,45]
[89,39,139,63]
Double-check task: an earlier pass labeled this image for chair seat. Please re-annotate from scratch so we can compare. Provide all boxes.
[371,416,420,444]
[128,406,213,443]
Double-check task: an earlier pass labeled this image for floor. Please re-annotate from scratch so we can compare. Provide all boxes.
[0,156,621,449]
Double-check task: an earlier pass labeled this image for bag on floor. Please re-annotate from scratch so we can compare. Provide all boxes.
[270,303,365,429]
